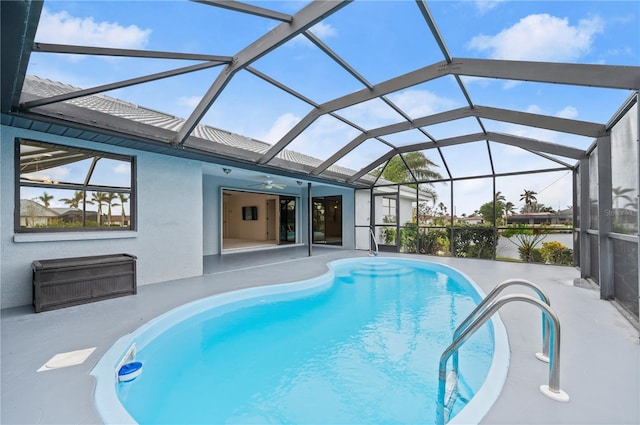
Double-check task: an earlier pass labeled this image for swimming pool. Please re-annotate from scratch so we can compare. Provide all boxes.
[92,258,509,424]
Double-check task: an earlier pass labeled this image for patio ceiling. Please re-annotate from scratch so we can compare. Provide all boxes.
[2,0,639,189]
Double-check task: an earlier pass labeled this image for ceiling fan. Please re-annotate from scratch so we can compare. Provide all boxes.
[249,176,287,190]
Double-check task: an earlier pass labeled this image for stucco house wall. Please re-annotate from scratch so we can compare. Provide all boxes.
[3,126,358,309]
[1,125,203,309]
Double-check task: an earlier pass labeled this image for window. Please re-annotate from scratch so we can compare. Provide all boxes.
[16,139,135,232]
[382,196,397,223]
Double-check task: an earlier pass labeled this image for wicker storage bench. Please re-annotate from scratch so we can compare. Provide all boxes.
[32,253,136,313]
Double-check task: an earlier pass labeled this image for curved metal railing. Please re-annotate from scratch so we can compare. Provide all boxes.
[453,279,551,369]
[436,294,569,425]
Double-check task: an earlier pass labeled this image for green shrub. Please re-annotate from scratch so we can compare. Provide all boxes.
[507,233,546,262]
[420,229,449,255]
[519,246,544,263]
[501,224,532,238]
[540,241,574,265]
[400,223,417,253]
[382,227,396,245]
[555,248,574,265]
[452,226,496,259]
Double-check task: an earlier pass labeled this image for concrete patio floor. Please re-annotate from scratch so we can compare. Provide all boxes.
[1,248,638,424]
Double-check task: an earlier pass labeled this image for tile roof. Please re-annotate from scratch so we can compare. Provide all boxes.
[22,75,359,179]
[20,199,58,217]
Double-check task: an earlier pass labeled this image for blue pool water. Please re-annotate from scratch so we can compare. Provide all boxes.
[92,258,508,424]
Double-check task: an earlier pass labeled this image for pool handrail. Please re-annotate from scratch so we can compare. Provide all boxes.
[436,294,569,425]
[369,227,379,256]
[453,279,551,371]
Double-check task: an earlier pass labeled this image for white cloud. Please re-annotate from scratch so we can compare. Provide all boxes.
[526,105,543,114]
[501,80,521,90]
[468,14,604,61]
[556,106,578,119]
[388,90,459,118]
[113,163,131,174]
[336,99,404,129]
[310,22,338,40]
[500,144,529,158]
[504,122,559,143]
[177,96,202,110]
[260,113,301,144]
[287,115,360,162]
[472,0,506,15]
[525,104,578,120]
[331,91,459,131]
[36,8,151,49]
[290,21,338,47]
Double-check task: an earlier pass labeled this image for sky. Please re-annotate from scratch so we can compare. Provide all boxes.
[26,0,640,216]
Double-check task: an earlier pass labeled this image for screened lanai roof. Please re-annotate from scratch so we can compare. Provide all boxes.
[16,74,366,181]
[2,1,639,196]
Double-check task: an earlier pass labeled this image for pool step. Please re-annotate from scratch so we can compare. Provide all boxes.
[444,370,474,421]
[336,262,413,284]
[349,262,413,277]
[443,370,458,422]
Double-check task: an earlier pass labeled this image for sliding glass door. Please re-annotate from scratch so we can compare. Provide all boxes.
[313,196,342,245]
[279,196,296,243]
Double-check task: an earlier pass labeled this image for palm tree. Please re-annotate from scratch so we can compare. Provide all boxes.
[437,202,447,216]
[59,191,84,224]
[493,192,507,225]
[91,192,110,225]
[117,193,129,226]
[405,152,442,181]
[374,152,443,225]
[37,192,54,208]
[504,201,515,223]
[59,191,84,208]
[612,186,634,210]
[375,152,443,184]
[519,189,538,206]
[104,193,120,226]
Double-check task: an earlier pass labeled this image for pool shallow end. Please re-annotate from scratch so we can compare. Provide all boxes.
[91,258,510,425]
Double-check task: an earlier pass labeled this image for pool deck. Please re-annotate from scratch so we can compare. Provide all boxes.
[2,247,639,424]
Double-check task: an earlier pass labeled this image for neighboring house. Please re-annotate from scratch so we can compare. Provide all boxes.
[20,202,100,228]
[419,214,459,225]
[507,208,573,226]
[372,185,434,226]
[49,208,98,224]
[108,215,130,226]
[19,199,58,227]
[458,214,484,225]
